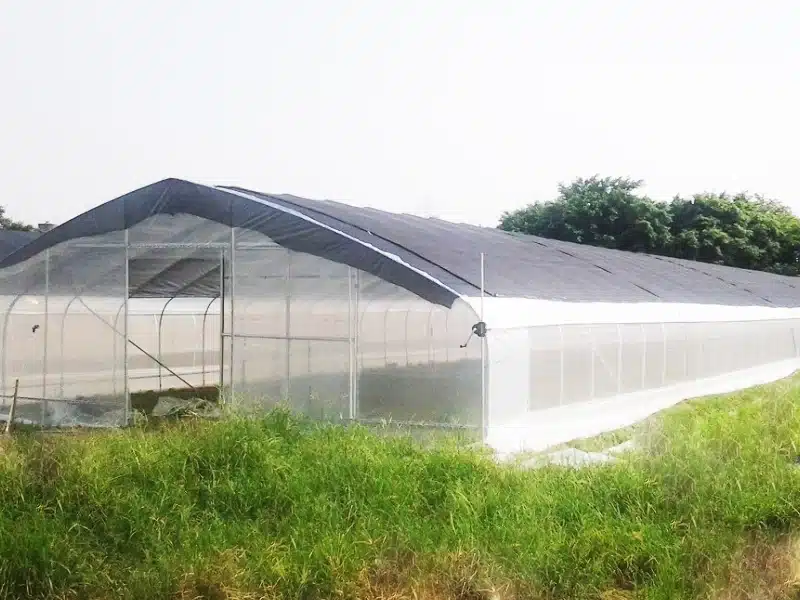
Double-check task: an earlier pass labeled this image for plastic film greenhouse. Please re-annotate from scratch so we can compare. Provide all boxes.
[1,178,800,454]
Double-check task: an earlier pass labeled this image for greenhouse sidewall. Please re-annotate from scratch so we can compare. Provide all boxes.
[484,307,800,455]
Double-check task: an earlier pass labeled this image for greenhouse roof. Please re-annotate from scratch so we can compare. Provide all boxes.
[0,230,39,261]
[0,178,799,308]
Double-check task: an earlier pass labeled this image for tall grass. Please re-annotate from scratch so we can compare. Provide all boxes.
[2,376,800,599]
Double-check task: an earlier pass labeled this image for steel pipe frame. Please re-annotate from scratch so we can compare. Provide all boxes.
[157,297,177,391]
[123,230,131,423]
[219,248,226,395]
[0,294,23,405]
[404,309,411,367]
[347,267,356,420]
[80,260,223,399]
[229,227,236,399]
[352,269,360,419]
[72,285,222,420]
[110,302,125,397]
[201,296,219,387]
[41,250,50,423]
[426,306,434,365]
[10,227,226,406]
[1,220,257,418]
[383,307,389,366]
[284,251,292,400]
[0,252,52,411]
[53,296,127,400]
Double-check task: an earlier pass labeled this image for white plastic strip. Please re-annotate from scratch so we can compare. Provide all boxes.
[208,184,466,303]
[466,296,800,330]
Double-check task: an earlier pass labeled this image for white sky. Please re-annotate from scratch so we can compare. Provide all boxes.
[1,0,798,228]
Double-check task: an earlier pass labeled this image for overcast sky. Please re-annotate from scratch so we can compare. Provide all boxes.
[1,0,798,228]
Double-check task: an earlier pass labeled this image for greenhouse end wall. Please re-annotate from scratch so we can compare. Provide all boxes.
[484,308,800,455]
[0,214,485,430]
[0,237,129,427]
[226,229,484,428]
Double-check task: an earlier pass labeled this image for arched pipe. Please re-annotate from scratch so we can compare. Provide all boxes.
[201,296,219,386]
[1,294,24,405]
[76,297,195,391]
[110,302,125,397]
[58,295,81,399]
[2,224,227,413]
[157,297,176,390]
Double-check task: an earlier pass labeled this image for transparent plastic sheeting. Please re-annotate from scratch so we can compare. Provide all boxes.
[0,238,128,427]
[485,318,800,456]
[2,209,800,449]
[0,214,483,428]
[227,232,482,426]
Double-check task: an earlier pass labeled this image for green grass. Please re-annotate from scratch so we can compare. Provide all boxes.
[3,376,800,599]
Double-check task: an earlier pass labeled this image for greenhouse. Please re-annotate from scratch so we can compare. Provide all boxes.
[1,178,799,453]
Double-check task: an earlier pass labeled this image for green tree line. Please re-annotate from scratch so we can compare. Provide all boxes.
[0,205,33,232]
[499,176,800,276]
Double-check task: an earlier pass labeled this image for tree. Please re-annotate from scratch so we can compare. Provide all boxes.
[667,192,800,275]
[499,176,800,276]
[499,176,672,253]
[0,206,33,231]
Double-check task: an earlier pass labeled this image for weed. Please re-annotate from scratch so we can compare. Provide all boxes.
[2,377,800,598]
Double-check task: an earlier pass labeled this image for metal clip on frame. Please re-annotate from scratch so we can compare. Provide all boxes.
[460,321,487,348]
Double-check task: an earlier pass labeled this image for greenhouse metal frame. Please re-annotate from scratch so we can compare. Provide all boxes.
[0,178,799,454]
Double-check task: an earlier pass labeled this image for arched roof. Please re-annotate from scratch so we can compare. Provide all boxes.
[0,178,799,308]
[0,230,39,261]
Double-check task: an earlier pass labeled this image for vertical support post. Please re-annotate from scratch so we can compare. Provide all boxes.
[59,299,70,399]
[5,379,19,435]
[444,311,450,363]
[589,328,596,400]
[616,324,623,394]
[683,325,690,382]
[348,266,355,420]
[383,309,389,366]
[480,252,487,442]
[201,296,217,387]
[123,229,130,425]
[228,227,236,399]
[219,249,225,394]
[284,250,292,400]
[404,310,410,366]
[640,323,647,390]
[660,322,668,386]
[41,249,50,425]
[353,269,360,418]
[426,308,433,364]
[558,325,565,405]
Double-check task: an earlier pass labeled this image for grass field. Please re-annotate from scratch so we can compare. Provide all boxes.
[3,375,800,599]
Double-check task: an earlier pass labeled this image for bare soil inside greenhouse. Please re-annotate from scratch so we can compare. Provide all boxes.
[3,375,800,599]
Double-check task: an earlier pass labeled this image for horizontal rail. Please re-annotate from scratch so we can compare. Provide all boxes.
[352,417,479,430]
[56,242,233,250]
[221,332,350,343]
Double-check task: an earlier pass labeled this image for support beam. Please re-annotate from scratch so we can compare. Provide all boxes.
[284,250,292,400]
[124,230,131,424]
[41,250,50,425]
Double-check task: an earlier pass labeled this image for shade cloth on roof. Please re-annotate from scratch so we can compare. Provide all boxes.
[0,230,39,261]
[0,178,798,308]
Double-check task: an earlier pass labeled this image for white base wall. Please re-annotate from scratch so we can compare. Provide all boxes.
[486,357,800,459]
